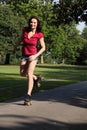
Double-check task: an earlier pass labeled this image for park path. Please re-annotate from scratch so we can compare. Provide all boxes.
[0,81,87,130]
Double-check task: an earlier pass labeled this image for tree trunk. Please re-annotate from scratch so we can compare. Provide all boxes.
[0,54,1,64]
[62,58,65,64]
[5,53,10,64]
[40,55,44,64]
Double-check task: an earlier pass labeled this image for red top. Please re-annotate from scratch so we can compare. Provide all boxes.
[22,27,44,55]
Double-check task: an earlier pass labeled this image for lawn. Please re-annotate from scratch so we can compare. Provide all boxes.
[0,64,87,102]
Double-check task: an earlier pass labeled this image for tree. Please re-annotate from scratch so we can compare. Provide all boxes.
[0,0,87,65]
[77,27,87,65]
[62,22,85,64]
[45,22,86,64]
[0,5,27,64]
[52,0,87,25]
[82,27,87,39]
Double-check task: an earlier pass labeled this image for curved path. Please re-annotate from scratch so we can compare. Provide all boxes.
[0,81,87,130]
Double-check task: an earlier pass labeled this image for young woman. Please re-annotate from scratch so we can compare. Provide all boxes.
[13,16,45,105]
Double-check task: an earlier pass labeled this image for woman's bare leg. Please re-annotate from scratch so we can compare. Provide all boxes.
[20,61,28,76]
[20,60,37,78]
[27,60,38,96]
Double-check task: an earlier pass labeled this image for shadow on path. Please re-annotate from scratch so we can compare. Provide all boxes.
[0,82,87,130]
[0,114,87,130]
[1,81,87,109]
[8,81,87,109]
[32,81,87,109]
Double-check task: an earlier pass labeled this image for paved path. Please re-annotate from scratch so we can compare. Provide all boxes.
[0,81,87,130]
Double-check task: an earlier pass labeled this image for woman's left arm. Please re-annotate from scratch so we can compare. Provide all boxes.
[35,37,46,57]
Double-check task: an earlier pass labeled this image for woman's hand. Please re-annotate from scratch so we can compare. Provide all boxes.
[28,55,37,62]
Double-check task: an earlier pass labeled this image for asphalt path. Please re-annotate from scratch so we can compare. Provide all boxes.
[0,81,87,130]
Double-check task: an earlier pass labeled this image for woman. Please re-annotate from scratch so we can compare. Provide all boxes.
[13,16,45,105]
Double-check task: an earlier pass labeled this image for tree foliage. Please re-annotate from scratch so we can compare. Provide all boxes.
[78,27,87,65]
[53,0,87,25]
[0,5,27,64]
[0,0,87,65]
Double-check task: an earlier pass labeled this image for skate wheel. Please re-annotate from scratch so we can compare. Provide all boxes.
[24,101,32,106]
[37,82,41,87]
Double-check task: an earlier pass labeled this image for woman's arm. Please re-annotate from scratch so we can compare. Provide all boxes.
[36,37,46,57]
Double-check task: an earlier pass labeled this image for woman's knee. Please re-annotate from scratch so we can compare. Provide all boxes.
[27,72,33,79]
[20,61,28,76]
[20,71,26,76]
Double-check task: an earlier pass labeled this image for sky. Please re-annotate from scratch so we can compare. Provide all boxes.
[76,22,85,33]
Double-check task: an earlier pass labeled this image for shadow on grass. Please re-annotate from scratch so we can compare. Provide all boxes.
[37,64,87,70]
[0,73,27,102]
[0,72,20,76]
[0,115,87,130]
[0,65,87,108]
[1,80,86,109]
[0,72,87,108]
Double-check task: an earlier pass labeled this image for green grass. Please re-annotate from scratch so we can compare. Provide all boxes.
[0,64,87,102]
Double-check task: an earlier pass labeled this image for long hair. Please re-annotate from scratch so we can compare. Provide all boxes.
[28,16,42,32]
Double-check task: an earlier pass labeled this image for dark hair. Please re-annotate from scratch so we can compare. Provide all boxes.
[28,16,42,32]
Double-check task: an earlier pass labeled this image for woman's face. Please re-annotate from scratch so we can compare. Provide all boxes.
[30,18,38,30]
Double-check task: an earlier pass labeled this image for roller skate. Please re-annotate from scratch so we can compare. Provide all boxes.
[34,75,42,87]
[24,94,32,106]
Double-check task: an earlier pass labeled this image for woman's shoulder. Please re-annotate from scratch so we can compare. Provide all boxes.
[37,32,44,38]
